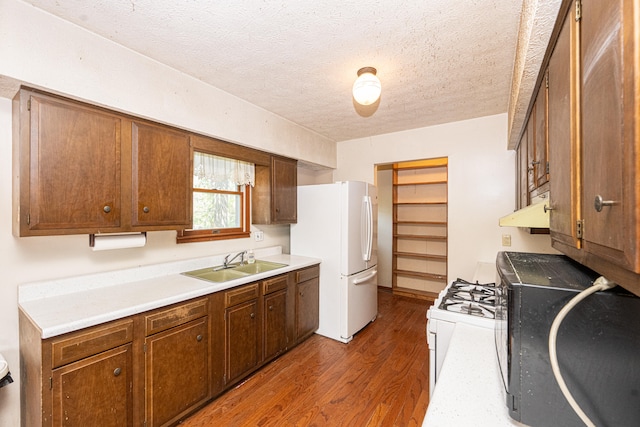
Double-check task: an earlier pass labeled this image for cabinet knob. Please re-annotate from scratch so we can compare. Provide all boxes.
[113,367,121,377]
[594,195,615,212]
[103,205,111,213]
[196,334,203,342]
[143,206,150,213]
[268,305,274,311]
[250,312,255,319]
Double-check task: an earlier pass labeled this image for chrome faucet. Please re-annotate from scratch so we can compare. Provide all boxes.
[223,250,247,268]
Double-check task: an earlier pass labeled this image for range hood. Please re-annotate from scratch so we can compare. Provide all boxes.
[499,200,550,228]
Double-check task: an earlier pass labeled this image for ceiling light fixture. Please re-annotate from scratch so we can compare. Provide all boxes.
[352,67,381,106]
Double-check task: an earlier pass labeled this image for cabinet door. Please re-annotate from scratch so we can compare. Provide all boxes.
[145,317,209,427]
[296,277,319,342]
[19,91,122,235]
[226,300,259,385]
[131,121,192,228]
[580,0,638,270]
[548,6,579,250]
[52,344,132,427]
[526,113,536,193]
[534,79,548,187]
[264,289,288,361]
[517,135,529,209]
[271,156,297,223]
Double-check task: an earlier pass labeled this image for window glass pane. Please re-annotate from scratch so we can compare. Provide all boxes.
[193,191,241,229]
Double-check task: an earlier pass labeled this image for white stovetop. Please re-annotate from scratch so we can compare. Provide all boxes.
[423,322,528,426]
[18,246,320,339]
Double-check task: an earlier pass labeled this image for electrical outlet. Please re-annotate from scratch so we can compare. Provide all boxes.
[502,234,512,247]
[254,231,264,242]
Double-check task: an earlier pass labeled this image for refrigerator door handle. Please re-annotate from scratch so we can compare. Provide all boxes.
[353,269,377,285]
[361,196,373,261]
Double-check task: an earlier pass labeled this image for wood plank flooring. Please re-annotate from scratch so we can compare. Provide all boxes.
[181,289,434,427]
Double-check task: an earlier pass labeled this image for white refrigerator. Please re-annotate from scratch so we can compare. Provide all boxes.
[291,181,378,343]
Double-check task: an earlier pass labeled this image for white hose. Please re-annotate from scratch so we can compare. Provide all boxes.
[548,276,617,427]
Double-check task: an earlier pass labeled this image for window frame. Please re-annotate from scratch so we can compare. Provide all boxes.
[177,149,252,244]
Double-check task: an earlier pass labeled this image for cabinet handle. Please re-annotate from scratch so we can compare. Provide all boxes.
[103,205,111,213]
[544,205,554,213]
[594,195,615,212]
[530,160,540,166]
[250,312,255,319]
[196,334,203,342]
[143,206,150,213]
[113,367,121,377]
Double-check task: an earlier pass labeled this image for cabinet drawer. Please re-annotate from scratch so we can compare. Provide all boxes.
[295,265,319,283]
[225,283,259,307]
[51,319,134,368]
[145,298,208,336]
[262,275,288,295]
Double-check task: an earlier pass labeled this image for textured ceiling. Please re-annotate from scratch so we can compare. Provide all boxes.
[23,0,524,142]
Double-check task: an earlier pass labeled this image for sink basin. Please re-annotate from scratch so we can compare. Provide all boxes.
[182,267,250,283]
[233,260,288,274]
[182,260,288,283]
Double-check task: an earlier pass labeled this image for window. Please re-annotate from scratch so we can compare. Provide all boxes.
[177,152,255,243]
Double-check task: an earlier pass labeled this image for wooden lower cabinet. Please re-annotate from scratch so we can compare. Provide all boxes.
[52,344,133,426]
[145,318,209,427]
[264,289,288,361]
[19,264,319,426]
[294,265,320,343]
[263,275,289,361]
[225,298,260,385]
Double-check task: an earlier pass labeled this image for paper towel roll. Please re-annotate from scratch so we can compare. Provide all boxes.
[90,233,147,251]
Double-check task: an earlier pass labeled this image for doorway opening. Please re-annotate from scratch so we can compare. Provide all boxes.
[376,157,448,300]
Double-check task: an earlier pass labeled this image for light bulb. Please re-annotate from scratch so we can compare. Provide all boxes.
[352,67,381,105]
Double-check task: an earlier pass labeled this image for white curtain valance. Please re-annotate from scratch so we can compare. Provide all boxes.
[194,152,255,189]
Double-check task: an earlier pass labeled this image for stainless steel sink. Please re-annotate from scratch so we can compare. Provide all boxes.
[182,260,288,283]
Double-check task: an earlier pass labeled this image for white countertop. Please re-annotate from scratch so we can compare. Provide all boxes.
[423,322,528,427]
[18,247,320,339]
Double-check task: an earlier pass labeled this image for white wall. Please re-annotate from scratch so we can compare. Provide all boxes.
[335,114,557,284]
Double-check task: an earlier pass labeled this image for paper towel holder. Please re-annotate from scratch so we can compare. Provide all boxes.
[89,232,147,251]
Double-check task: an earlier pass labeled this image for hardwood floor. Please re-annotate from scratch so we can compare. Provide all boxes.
[181,289,434,427]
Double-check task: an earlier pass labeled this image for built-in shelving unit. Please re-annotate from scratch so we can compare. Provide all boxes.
[392,158,448,300]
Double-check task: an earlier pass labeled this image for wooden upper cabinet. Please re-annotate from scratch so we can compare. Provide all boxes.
[517,133,529,209]
[548,5,578,250]
[130,121,191,228]
[271,156,297,223]
[579,0,638,271]
[252,155,297,224]
[14,90,123,235]
[526,113,536,193]
[13,88,193,236]
[543,0,640,294]
[534,79,548,188]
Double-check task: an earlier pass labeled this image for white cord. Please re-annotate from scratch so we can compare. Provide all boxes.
[548,276,617,427]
